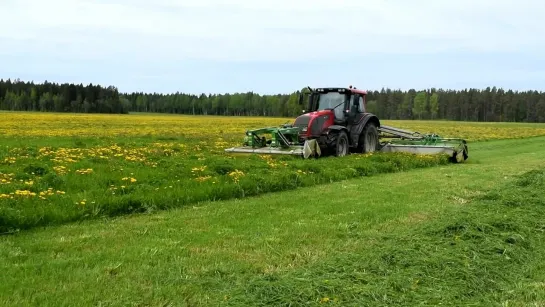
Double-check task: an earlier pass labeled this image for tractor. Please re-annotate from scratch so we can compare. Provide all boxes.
[224,85,468,162]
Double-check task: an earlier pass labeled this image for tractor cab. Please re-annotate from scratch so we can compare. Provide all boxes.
[300,86,367,126]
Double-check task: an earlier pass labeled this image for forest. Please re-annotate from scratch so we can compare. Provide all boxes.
[1,78,545,122]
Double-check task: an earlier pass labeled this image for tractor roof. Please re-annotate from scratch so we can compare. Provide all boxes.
[315,86,368,95]
[350,88,368,95]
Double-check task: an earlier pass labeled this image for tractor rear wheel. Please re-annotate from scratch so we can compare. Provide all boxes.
[334,131,349,157]
[359,122,379,153]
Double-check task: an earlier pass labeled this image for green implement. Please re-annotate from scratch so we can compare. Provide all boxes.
[378,125,468,163]
[224,123,468,162]
[223,124,322,159]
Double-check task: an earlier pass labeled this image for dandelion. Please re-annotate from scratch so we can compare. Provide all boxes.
[228,169,245,183]
[14,190,36,197]
[53,165,68,175]
[195,175,212,182]
[3,157,17,164]
[191,166,207,172]
[320,297,330,303]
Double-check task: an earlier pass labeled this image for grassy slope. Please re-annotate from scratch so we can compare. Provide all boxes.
[1,136,545,306]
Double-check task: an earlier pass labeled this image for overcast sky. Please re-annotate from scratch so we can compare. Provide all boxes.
[1,0,544,94]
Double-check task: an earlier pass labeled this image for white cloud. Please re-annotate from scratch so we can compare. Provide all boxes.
[1,0,544,63]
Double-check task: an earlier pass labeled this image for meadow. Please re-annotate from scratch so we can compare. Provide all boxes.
[3,111,545,305]
[2,111,545,233]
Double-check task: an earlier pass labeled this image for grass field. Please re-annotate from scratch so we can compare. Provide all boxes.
[2,112,545,305]
[0,112,489,233]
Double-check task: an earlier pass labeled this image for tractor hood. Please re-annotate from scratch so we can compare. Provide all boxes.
[307,110,333,117]
[305,109,334,117]
[294,109,333,125]
[293,109,335,137]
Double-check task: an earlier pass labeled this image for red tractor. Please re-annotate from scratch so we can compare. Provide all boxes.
[292,85,380,157]
[225,85,468,162]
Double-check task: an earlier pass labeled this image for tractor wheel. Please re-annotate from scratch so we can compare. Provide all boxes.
[334,131,349,157]
[358,122,379,153]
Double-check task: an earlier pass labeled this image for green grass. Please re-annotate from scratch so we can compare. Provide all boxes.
[3,112,545,235]
[1,136,545,306]
[0,135,448,233]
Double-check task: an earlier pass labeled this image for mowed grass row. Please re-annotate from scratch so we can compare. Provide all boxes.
[227,161,545,306]
[2,136,545,306]
[2,112,545,233]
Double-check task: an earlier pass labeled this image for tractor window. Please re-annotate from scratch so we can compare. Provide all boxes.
[317,92,346,120]
[359,96,365,112]
[317,92,346,110]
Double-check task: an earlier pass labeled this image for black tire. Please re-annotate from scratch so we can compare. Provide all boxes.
[334,131,349,157]
[358,122,379,153]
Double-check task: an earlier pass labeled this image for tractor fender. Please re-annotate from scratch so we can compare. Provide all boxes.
[324,125,349,136]
[351,114,381,146]
[323,125,349,147]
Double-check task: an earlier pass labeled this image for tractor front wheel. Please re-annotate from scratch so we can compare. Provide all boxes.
[334,131,349,157]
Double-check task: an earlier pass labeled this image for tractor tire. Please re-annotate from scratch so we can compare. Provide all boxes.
[358,122,379,153]
[334,131,349,157]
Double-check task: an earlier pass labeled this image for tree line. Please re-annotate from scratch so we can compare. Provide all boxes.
[0,78,127,114]
[1,78,545,122]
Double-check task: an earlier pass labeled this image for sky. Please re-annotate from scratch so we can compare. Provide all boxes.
[1,0,545,95]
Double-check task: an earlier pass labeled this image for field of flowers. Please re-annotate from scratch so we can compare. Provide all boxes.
[2,111,545,233]
[3,111,545,141]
